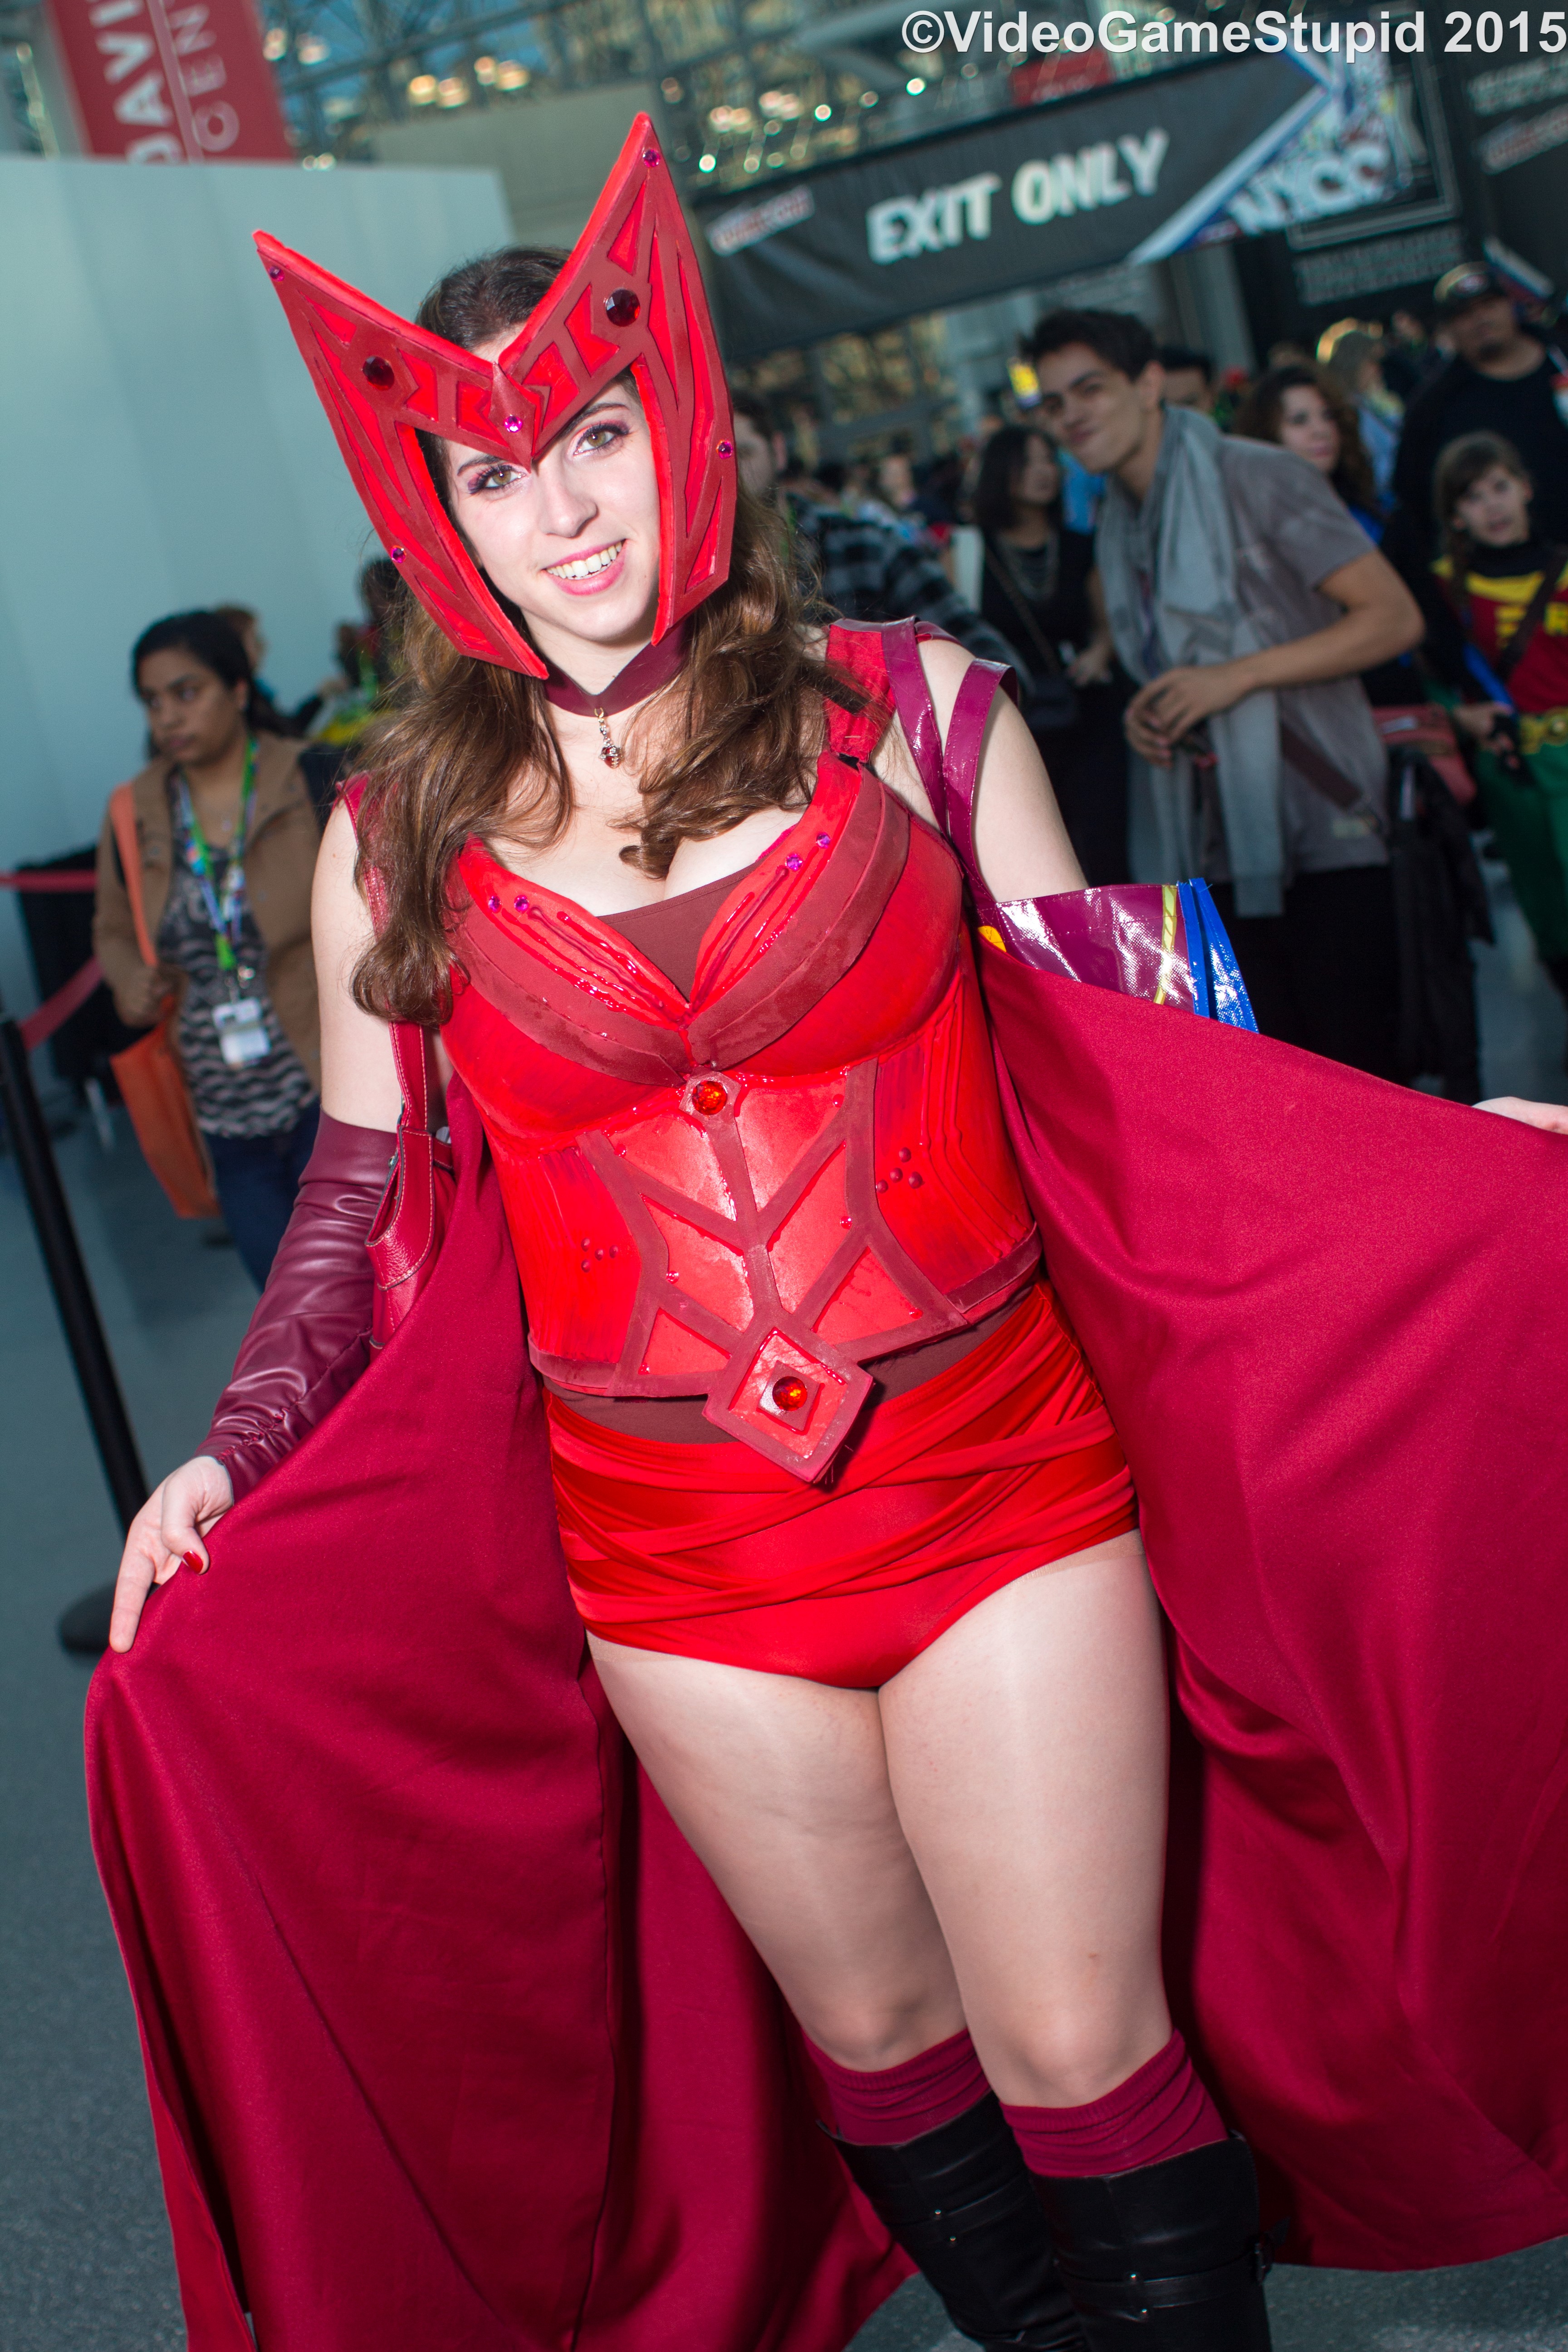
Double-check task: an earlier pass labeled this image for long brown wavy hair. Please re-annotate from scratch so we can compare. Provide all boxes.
[352,246,867,1028]
[1230,362,1379,516]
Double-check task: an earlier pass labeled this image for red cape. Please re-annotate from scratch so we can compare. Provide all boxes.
[88,975,1568,2349]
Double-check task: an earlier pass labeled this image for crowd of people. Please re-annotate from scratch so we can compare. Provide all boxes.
[732,259,1568,1101]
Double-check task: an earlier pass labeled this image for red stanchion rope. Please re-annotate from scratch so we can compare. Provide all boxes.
[19,956,106,1051]
[1,870,107,1049]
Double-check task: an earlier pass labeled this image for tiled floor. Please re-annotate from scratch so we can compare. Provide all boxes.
[1,869,1563,2350]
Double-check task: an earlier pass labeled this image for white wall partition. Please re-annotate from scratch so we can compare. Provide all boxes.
[0,154,510,1017]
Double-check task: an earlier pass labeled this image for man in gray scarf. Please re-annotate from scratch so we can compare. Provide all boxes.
[1030,309,1423,1078]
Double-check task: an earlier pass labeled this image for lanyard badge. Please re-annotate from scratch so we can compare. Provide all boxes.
[179,736,257,985]
[179,739,272,1065]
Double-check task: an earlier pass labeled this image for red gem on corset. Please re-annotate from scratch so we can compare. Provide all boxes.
[770,1375,808,1413]
[691,1079,728,1115]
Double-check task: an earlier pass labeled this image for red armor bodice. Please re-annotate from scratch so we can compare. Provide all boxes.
[443,629,1038,1477]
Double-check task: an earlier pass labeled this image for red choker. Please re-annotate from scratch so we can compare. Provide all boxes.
[543,622,691,719]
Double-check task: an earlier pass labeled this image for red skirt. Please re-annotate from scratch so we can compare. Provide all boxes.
[548,1284,1137,1687]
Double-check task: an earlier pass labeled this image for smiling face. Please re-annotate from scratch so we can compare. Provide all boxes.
[1034,343,1164,485]
[1455,461,1533,547]
[440,343,663,670]
[137,648,248,767]
[1276,383,1341,478]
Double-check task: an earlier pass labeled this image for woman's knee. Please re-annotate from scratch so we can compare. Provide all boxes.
[794,1984,967,2073]
[975,1994,1171,2110]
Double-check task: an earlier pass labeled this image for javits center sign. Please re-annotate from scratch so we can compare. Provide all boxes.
[697,52,1320,360]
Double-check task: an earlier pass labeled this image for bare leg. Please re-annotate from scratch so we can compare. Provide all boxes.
[878,1532,1171,2107]
[585,1634,964,2066]
[585,1530,1168,2090]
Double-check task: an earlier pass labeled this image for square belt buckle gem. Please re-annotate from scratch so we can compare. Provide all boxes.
[702,1326,871,1482]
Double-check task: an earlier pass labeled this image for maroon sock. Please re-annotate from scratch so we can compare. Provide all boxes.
[1000,2031,1225,2178]
[805,2027,991,2145]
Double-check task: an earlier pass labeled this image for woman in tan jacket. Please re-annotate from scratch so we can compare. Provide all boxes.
[95,612,324,1285]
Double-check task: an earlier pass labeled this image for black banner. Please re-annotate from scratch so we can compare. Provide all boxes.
[696,54,1320,361]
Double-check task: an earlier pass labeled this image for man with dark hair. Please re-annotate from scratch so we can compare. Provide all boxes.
[1391,264,1568,555]
[729,391,1022,672]
[1029,309,1425,1077]
[1034,307,1158,384]
[1156,344,1215,414]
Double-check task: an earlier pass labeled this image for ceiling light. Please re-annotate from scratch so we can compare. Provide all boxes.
[494,59,528,88]
[436,74,467,105]
[906,76,925,93]
[262,25,286,59]
[474,53,496,83]
[813,102,831,120]
[407,72,437,102]
[698,151,716,171]
[296,34,328,63]
[859,90,877,106]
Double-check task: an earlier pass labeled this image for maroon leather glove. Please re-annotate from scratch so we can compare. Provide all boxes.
[199,1112,395,1501]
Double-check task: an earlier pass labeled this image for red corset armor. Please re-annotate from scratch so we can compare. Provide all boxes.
[443,628,1039,1478]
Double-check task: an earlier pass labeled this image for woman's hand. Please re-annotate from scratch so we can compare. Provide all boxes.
[1068,638,1116,688]
[109,1456,235,1654]
[120,965,171,1027]
[1124,663,1245,765]
[1453,701,1514,752]
[1476,1097,1568,1134]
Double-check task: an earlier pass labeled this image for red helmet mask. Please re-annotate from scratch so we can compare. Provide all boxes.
[255,116,735,678]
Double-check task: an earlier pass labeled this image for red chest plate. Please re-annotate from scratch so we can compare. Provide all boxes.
[443,635,1038,1477]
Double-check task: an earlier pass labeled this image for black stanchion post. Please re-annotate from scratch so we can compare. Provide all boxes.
[0,1003,147,1650]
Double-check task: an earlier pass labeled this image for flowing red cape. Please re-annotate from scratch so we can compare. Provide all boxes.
[88,972,1568,2349]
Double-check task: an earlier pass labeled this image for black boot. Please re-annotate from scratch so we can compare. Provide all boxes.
[1029,2134,1273,2349]
[829,2093,1084,2349]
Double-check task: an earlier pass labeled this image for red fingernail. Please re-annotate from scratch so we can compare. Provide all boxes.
[182,1550,208,1576]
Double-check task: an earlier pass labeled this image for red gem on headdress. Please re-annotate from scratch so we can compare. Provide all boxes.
[691,1079,728,1116]
[253,114,735,681]
[604,288,640,326]
[770,1375,808,1413]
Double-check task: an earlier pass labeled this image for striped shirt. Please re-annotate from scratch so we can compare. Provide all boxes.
[157,785,317,1139]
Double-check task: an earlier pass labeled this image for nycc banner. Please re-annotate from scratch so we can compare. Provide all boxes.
[696,53,1324,360]
[47,0,293,161]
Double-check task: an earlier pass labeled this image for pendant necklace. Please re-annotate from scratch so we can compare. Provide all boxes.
[542,622,690,772]
[593,709,624,768]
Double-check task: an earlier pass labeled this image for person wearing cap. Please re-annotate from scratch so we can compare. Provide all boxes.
[1391,265,1568,558]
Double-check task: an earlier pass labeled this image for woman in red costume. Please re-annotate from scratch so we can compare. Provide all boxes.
[91,121,1568,2352]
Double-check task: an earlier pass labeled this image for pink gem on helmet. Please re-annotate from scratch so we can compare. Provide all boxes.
[251,114,736,682]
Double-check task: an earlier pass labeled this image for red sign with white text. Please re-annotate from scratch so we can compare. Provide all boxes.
[47,0,294,161]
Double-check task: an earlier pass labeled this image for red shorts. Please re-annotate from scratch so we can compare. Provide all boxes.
[547,1284,1137,1688]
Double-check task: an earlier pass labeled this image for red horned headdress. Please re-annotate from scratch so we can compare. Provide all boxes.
[255,116,735,678]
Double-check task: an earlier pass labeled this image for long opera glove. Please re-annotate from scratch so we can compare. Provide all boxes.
[199,1112,392,1499]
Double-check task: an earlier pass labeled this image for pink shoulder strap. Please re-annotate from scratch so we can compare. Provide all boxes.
[876,623,1009,896]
